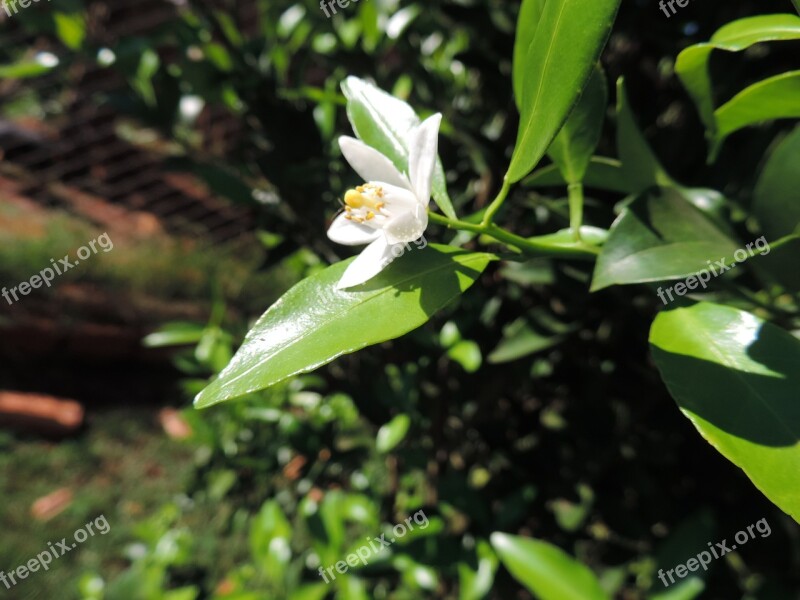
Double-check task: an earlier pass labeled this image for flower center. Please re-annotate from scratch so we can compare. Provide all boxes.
[343,183,386,223]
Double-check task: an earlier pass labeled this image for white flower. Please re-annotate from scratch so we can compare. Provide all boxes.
[327,113,442,289]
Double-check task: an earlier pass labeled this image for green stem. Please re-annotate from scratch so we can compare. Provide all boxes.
[427,212,597,260]
[567,183,584,241]
[480,178,512,227]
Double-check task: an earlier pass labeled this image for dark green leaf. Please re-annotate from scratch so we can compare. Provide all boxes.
[507,0,621,183]
[754,126,800,241]
[524,157,635,194]
[650,302,800,522]
[591,187,739,291]
[195,245,495,407]
[547,66,608,184]
[616,77,674,191]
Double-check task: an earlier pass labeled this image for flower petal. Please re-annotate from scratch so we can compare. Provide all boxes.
[383,204,428,245]
[327,213,381,246]
[339,137,410,189]
[407,113,441,205]
[337,235,394,289]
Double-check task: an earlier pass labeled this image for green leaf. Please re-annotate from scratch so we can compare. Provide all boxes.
[0,57,57,79]
[447,340,482,372]
[142,322,205,347]
[754,126,800,241]
[714,71,800,151]
[675,14,800,147]
[458,540,498,600]
[376,414,411,453]
[547,66,608,184]
[616,78,674,190]
[490,533,609,600]
[195,245,495,408]
[488,309,577,364]
[649,511,714,600]
[524,157,635,194]
[250,500,293,573]
[512,0,547,109]
[54,12,87,50]
[758,235,800,293]
[507,0,621,183]
[341,77,456,219]
[591,187,739,291]
[650,302,800,522]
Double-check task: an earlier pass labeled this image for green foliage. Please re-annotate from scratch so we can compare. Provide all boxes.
[675,13,800,159]
[507,0,621,183]
[4,0,800,598]
[591,187,739,291]
[195,245,495,408]
[650,302,800,522]
[754,126,800,240]
[490,533,609,600]
[547,67,608,186]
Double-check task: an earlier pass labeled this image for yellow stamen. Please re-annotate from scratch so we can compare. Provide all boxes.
[366,211,375,220]
[344,190,364,209]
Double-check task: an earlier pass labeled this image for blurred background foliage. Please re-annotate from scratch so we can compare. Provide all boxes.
[0,0,799,598]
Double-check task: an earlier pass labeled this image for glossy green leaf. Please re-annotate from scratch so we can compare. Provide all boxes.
[675,14,800,146]
[616,77,674,190]
[376,414,411,453]
[507,0,621,183]
[714,71,800,150]
[754,126,800,241]
[512,0,547,109]
[547,67,608,184]
[195,245,495,408]
[490,533,609,600]
[650,302,800,522]
[591,187,739,291]
[341,77,456,219]
[524,156,635,194]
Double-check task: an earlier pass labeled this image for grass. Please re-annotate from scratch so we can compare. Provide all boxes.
[0,409,194,600]
[0,201,281,314]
